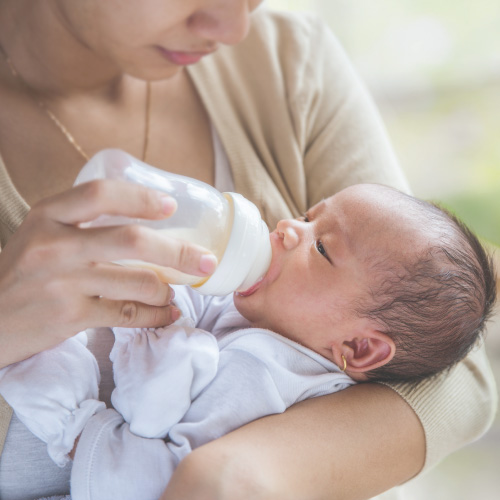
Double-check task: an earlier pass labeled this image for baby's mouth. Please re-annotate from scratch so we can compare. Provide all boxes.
[235,277,264,297]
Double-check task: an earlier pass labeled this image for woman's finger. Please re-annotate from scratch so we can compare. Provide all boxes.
[36,180,177,225]
[78,263,175,307]
[86,297,181,329]
[78,225,218,277]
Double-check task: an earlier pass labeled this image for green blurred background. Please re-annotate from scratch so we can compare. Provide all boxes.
[267,1,500,498]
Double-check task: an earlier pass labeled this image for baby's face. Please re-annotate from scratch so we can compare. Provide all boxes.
[233,184,429,357]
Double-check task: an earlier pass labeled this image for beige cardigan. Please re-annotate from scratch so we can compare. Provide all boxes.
[0,7,497,480]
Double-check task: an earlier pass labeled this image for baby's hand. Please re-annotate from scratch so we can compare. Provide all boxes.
[0,332,105,466]
[111,320,219,439]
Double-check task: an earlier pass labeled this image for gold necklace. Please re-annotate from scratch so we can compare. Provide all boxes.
[0,44,151,162]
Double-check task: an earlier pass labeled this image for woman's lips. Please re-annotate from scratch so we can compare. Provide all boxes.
[157,47,214,66]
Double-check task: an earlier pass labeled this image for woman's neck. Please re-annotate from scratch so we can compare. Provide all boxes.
[0,0,123,98]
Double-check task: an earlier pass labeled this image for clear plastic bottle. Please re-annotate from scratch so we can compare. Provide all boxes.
[74,149,272,296]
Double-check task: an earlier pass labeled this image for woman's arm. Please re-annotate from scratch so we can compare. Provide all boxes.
[182,9,496,497]
[163,384,425,500]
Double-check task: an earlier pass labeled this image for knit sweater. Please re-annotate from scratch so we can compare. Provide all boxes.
[0,6,497,483]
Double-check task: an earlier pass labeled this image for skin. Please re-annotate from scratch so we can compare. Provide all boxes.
[0,1,426,498]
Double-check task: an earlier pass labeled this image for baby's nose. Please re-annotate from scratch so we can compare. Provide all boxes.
[277,219,300,250]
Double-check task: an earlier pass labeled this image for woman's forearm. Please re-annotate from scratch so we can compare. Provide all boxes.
[162,383,425,500]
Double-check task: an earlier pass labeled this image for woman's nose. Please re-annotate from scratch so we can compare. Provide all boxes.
[188,1,259,45]
[276,219,303,250]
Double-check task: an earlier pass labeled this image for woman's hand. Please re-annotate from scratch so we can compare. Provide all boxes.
[0,180,217,368]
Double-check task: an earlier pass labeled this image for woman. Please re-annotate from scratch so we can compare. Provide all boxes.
[0,1,496,499]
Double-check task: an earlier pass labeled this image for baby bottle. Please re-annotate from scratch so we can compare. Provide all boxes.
[74,149,272,296]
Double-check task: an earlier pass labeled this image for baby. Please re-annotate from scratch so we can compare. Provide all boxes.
[0,183,496,500]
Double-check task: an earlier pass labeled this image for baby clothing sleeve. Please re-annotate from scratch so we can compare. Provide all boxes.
[0,332,105,466]
[166,330,355,462]
[71,409,177,500]
[70,350,286,500]
[110,318,219,438]
[72,320,219,500]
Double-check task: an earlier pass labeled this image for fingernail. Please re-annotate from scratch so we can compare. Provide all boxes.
[160,196,177,216]
[199,254,217,275]
[171,307,181,321]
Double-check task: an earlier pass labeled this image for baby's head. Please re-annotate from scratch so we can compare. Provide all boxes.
[353,186,497,382]
[234,184,497,383]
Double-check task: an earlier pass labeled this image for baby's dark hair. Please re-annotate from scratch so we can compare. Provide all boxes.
[357,192,497,383]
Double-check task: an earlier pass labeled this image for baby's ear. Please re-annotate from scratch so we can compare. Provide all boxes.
[340,331,395,375]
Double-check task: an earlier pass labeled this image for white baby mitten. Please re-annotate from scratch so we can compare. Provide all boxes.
[111,318,219,439]
[0,331,105,466]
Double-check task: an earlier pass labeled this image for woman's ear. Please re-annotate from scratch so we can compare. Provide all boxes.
[340,331,395,375]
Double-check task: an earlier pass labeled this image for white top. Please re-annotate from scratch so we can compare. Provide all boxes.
[0,284,355,500]
[69,286,355,500]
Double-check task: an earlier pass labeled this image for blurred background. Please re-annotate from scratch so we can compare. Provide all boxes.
[267,1,500,498]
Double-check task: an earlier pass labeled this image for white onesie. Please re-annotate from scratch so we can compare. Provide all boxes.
[0,287,355,500]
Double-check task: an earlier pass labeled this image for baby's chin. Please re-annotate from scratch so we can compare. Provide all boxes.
[233,293,263,326]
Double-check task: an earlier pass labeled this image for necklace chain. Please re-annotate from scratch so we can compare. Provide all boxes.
[0,44,151,163]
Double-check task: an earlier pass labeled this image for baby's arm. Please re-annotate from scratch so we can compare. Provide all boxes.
[70,344,289,500]
[71,330,352,500]
[0,332,105,466]
[110,319,219,438]
[71,409,177,500]
[167,331,355,462]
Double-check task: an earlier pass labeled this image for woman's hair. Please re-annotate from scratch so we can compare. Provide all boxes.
[358,194,497,383]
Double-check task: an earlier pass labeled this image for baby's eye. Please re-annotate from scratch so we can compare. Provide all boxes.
[316,240,327,257]
[302,213,310,222]
[316,241,332,264]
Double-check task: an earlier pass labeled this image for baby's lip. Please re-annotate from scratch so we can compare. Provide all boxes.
[235,277,265,297]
